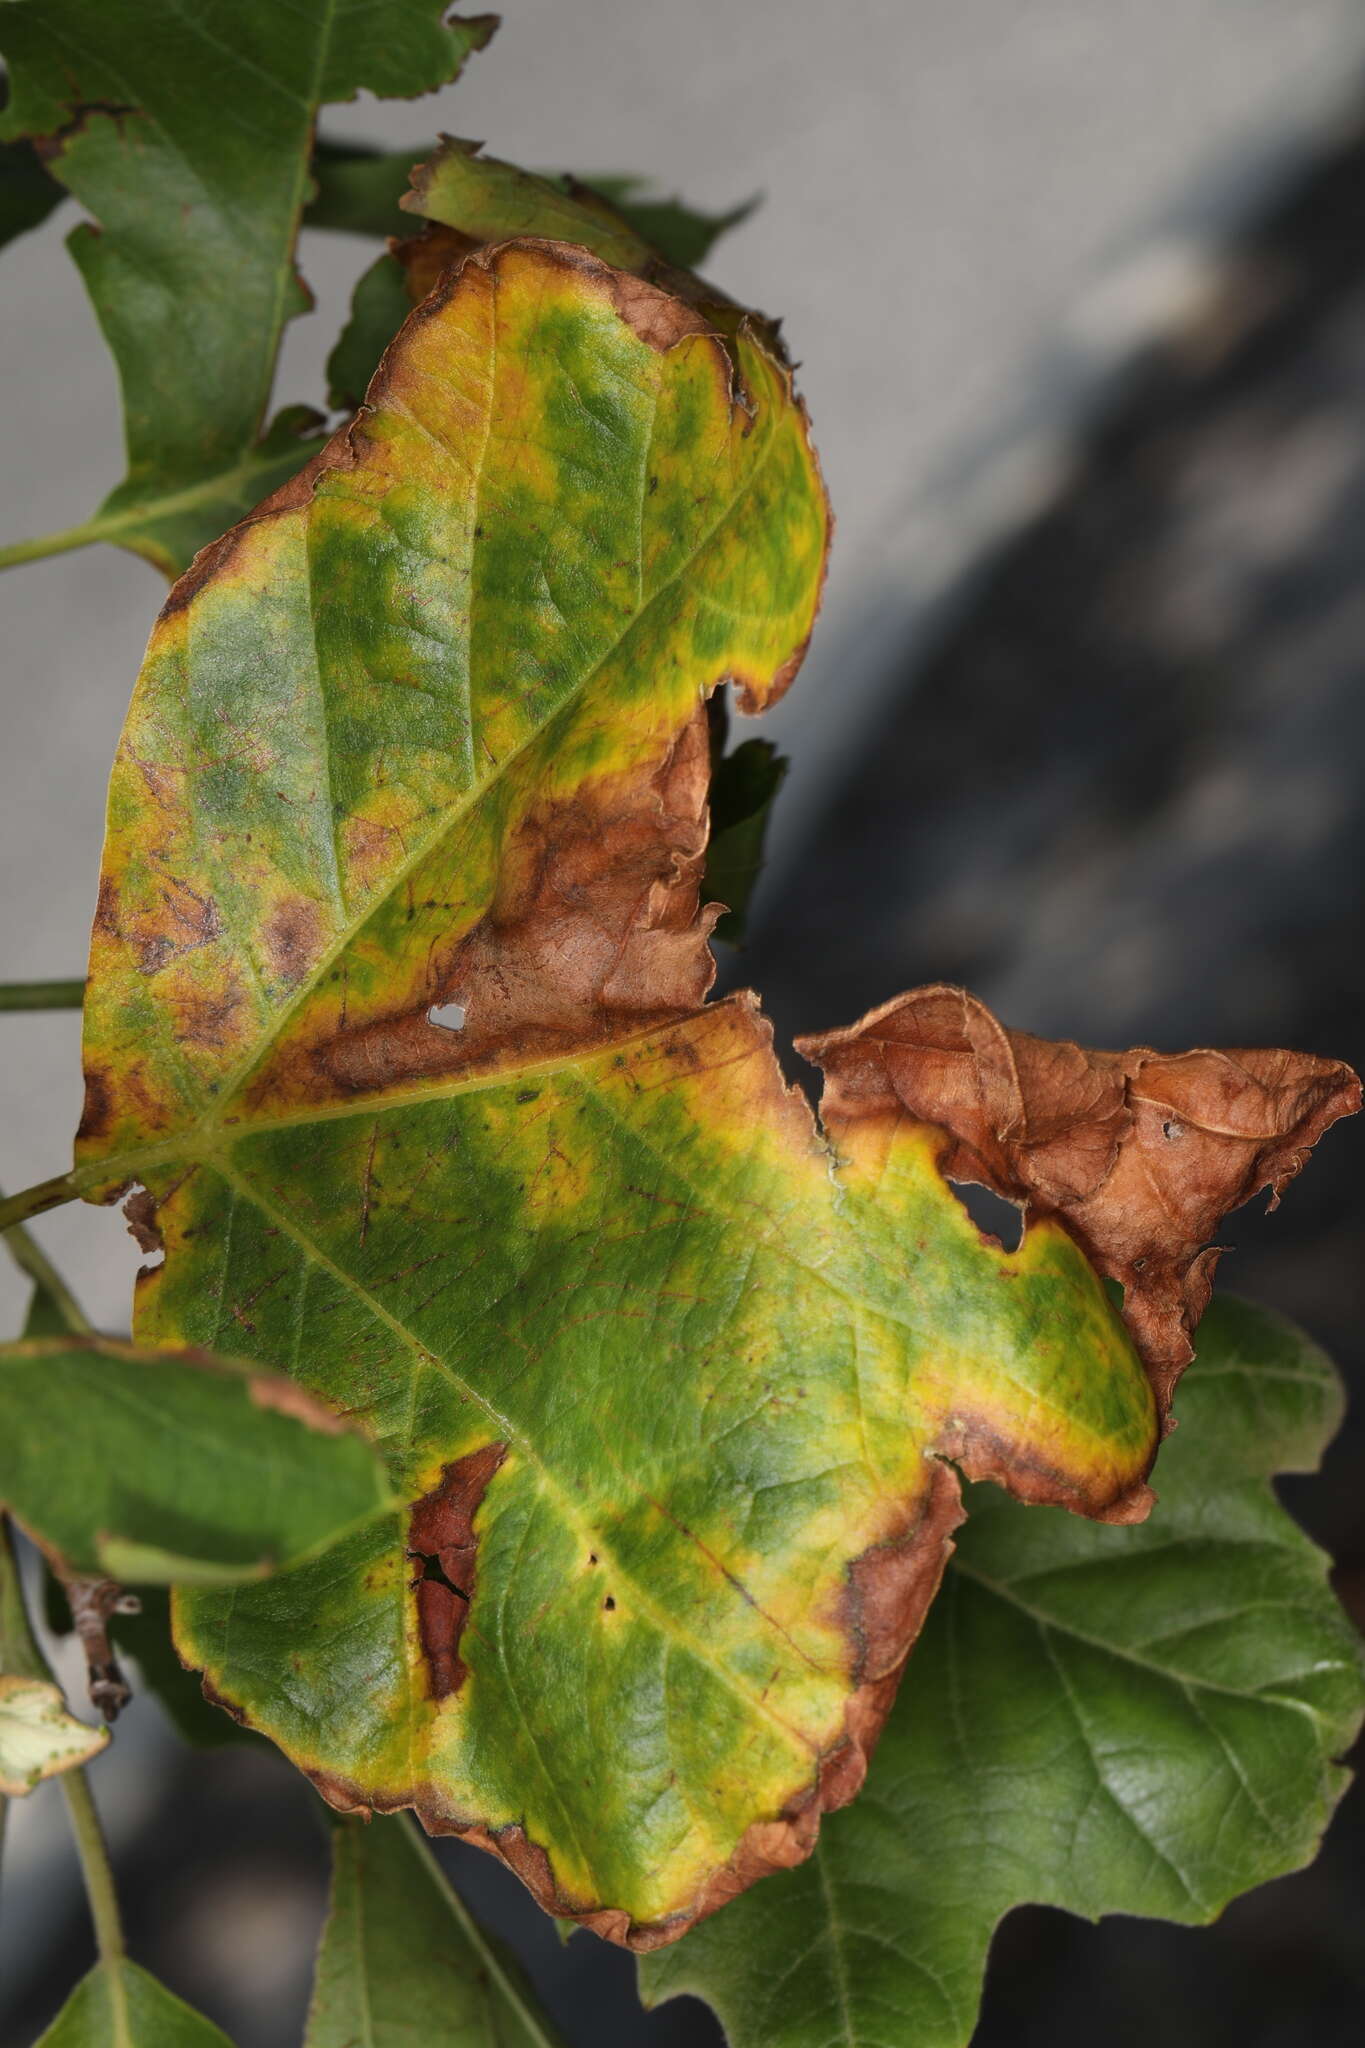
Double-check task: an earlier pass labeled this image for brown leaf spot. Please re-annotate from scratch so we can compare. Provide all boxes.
[262,897,326,989]
[77,1064,114,1146]
[799,984,1360,1420]
[407,1443,507,1699]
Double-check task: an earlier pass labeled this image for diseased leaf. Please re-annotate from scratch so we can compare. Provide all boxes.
[800,986,1359,1418]
[36,1961,234,2047]
[0,1336,394,1582]
[305,140,754,271]
[327,135,761,416]
[305,1813,562,2047]
[402,139,767,350]
[76,241,1354,1946]
[0,1675,107,1796]
[641,1294,1365,2047]
[403,137,659,270]
[0,3,495,572]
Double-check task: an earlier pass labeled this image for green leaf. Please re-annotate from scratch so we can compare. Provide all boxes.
[324,248,414,412]
[0,134,63,250]
[0,2,495,573]
[580,177,757,270]
[36,1960,234,2047]
[704,733,788,946]
[73,235,1354,1948]
[306,1814,563,2047]
[0,1335,394,1582]
[21,1275,69,1340]
[641,1294,1365,2046]
[307,140,427,240]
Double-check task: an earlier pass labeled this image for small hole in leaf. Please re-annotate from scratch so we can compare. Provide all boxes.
[416,1552,469,1602]
[947,1180,1023,1252]
[588,1553,598,1566]
[428,1001,467,1033]
[603,1595,616,1612]
[1162,1119,1184,1141]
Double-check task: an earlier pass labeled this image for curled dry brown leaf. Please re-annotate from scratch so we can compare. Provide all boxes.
[799,986,1361,1425]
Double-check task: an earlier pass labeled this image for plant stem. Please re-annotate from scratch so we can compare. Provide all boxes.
[0,980,86,1011]
[0,521,110,571]
[2,1519,124,2007]
[0,1200,94,1335]
[61,1769,127,1967]
[0,1172,83,1234]
[0,434,329,575]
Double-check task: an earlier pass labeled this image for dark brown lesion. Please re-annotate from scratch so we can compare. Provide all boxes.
[407,1442,507,1699]
[261,897,327,989]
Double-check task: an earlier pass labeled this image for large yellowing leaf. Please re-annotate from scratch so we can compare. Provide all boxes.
[74,239,1355,1947]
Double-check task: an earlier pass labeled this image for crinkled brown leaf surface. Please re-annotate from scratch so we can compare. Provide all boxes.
[76,238,1357,1947]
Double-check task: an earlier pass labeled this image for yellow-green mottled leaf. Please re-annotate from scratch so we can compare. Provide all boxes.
[74,238,1353,1948]
[642,1296,1365,2046]
[0,1674,107,1795]
[328,136,761,416]
[0,1336,394,1582]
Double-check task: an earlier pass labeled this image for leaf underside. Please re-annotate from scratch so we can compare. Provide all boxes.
[77,235,1356,1947]
[641,1294,1365,2046]
[0,1675,107,1796]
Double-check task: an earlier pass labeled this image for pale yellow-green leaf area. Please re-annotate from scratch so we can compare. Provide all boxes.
[0,1675,107,1796]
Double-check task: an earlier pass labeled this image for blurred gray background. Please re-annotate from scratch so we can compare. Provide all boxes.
[5,2,1365,2043]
